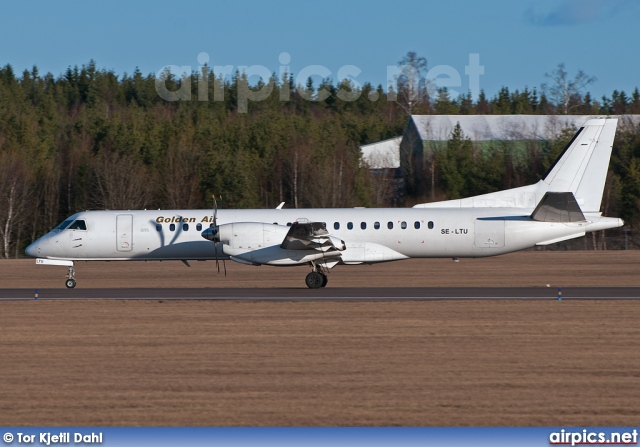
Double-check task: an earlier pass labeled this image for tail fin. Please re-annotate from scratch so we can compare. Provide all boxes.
[543,118,617,213]
[413,117,618,212]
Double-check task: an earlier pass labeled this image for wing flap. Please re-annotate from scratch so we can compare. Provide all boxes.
[281,222,345,252]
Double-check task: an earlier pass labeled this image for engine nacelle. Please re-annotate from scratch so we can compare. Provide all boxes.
[205,222,345,266]
[216,222,290,250]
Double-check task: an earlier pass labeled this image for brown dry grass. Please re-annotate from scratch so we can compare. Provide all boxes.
[2,250,640,288]
[1,252,640,426]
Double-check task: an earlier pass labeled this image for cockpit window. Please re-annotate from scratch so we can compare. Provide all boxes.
[54,219,74,231]
[67,220,87,231]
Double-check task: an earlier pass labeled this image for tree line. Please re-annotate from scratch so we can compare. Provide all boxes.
[0,56,639,257]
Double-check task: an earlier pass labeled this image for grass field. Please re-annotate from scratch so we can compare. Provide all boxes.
[3,250,640,288]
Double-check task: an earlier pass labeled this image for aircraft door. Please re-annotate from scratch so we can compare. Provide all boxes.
[116,214,133,252]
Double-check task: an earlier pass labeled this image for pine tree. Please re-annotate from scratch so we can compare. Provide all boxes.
[437,123,474,199]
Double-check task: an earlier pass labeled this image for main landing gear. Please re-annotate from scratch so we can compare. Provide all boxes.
[65,265,77,288]
[305,261,328,289]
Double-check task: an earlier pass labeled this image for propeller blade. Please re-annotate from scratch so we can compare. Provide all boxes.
[214,241,219,273]
[213,195,218,227]
[201,195,224,276]
[213,195,219,273]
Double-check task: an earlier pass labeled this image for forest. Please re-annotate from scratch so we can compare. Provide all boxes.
[1,54,640,258]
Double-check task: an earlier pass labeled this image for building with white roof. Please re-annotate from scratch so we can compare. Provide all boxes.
[360,114,640,198]
[360,136,401,170]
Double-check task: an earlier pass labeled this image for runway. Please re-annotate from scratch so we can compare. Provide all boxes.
[1,287,640,301]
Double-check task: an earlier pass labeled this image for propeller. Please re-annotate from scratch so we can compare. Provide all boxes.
[203,195,226,276]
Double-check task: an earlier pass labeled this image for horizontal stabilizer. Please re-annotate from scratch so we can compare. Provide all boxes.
[531,192,585,223]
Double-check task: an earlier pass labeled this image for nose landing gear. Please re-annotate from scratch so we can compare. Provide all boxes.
[65,265,76,288]
[35,259,77,288]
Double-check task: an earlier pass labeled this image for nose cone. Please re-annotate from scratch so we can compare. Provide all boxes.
[25,241,39,258]
[25,234,50,258]
[201,227,219,242]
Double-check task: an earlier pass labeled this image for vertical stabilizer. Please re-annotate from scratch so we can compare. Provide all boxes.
[413,117,618,211]
[543,118,617,213]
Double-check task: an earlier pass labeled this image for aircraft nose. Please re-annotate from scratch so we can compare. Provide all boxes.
[25,241,39,258]
[25,234,49,258]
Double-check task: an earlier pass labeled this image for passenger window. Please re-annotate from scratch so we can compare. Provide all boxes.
[68,220,87,231]
[183,223,189,231]
[374,222,380,229]
[387,221,393,229]
[428,221,434,229]
[334,222,340,230]
[156,224,162,232]
[347,222,353,230]
[414,221,421,229]
[196,223,202,231]
[401,221,407,229]
[361,222,366,230]
[170,224,176,232]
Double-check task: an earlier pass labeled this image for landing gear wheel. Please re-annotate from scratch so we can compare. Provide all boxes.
[305,271,324,289]
[65,265,76,289]
[320,273,328,288]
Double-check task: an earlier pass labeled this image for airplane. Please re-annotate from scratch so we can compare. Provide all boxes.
[26,117,623,289]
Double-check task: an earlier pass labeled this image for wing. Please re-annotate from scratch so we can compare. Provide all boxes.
[280,222,346,252]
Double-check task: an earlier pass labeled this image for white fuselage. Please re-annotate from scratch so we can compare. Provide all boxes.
[25,207,621,264]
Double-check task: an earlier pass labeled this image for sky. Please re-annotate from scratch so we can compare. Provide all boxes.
[1,0,639,101]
